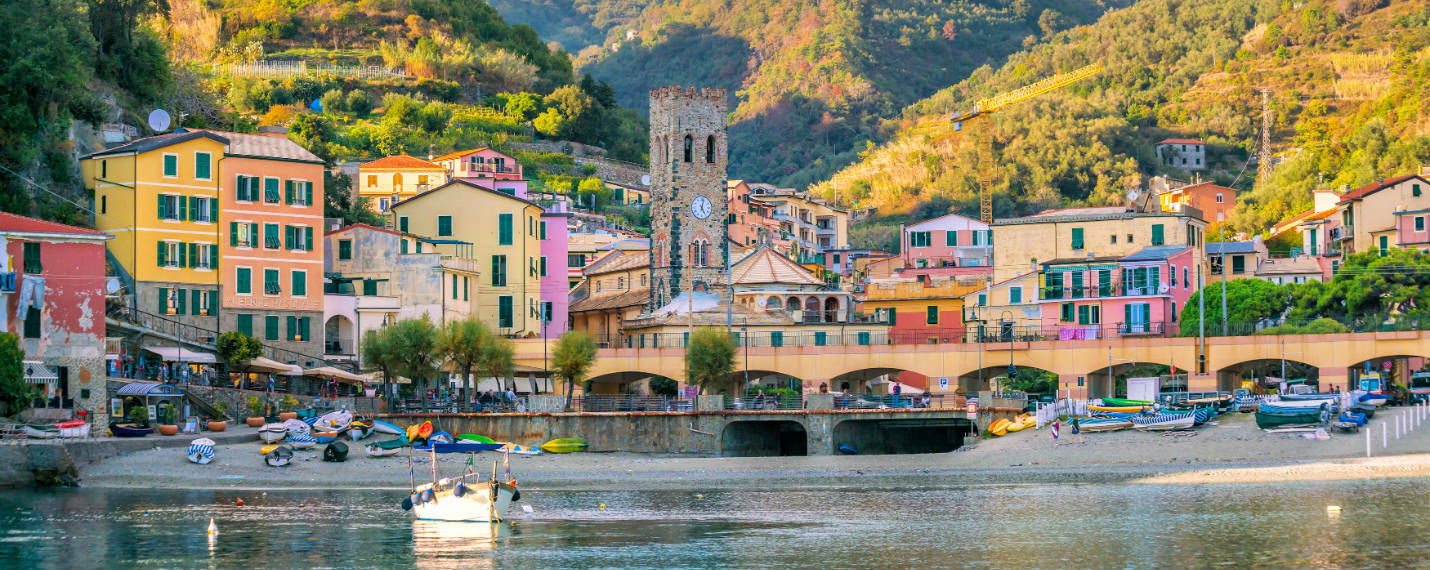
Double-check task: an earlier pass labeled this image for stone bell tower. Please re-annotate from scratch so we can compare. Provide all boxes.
[647,86,729,309]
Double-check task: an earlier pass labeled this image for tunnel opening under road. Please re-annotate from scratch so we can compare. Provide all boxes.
[721,420,808,457]
[831,419,969,455]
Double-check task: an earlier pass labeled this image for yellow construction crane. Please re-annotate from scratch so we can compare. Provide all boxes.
[907,63,1103,223]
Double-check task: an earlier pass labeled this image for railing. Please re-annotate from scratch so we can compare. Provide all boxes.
[577,395,685,412]
[396,397,529,414]
[971,322,1177,342]
[108,302,334,368]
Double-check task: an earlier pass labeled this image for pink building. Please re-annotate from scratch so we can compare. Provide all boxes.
[540,212,571,337]
[900,212,993,281]
[1037,245,1194,339]
[0,212,111,423]
[432,147,523,181]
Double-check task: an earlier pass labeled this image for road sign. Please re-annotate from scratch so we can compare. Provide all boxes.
[938,377,949,390]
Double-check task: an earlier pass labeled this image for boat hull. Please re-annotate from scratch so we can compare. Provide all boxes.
[412,483,517,522]
[23,426,59,439]
[55,421,88,438]
[258,426,288,443]
[366,444,402,457]
[1256,404,1328,429]
[111,425,153,437]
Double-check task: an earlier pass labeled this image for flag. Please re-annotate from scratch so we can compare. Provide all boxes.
[503,450,511,479]
[1051,421,1059,440]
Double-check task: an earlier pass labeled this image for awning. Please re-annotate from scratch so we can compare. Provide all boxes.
[115,381,185,397]
[240,356,302,375]
[22,361,57,383]
[143,346,216,363]
[303,366,368,384]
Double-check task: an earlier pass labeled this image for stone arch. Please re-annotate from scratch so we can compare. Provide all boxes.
[802,297,820,322]
[1216,357,1321,393]
[1344,353,1429,392]
[827,367,936,395]
[324,315,355,355]
[823,297,839,323]
[953,365,1060,397]
[765,296,782,311]
[1075,360,1175,400]
[722,421,806,456]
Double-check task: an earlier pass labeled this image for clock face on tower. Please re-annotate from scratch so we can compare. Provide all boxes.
[691,195,713,219]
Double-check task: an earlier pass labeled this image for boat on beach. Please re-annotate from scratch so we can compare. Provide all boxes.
[313,410,353,432]
[23,425,59,439]
[287,431,317,449]
[1256,402,1329,429]
[1100,398,1155,408]
[258,424,288,443]
[1131,411,1195,431]
[372,420,404,435]
[1077,418,1133,432]
[55,420,88,438]
[347,421,374,441]
[1088,404,1153,414]
[187,438,215,464]
[110,424,153,437]
[366,438,406,457]
[540,438,588,453]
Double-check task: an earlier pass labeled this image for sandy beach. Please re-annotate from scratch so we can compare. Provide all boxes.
[78,411,1430,491]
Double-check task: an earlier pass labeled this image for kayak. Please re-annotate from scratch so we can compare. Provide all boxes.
[988,419,1010,436]
[540,438,588,453]
[1088,405,1153,414]
[456,434,496,444]
[500,443,543,455]
[1101,398,1154,407]
[406,421,434,444]
[372,420,403,435]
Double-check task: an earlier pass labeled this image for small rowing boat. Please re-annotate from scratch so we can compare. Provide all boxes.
[187,438,215,464]
[1256,402,1329,429]
[366,438,406,457]
[1088,404,1153,414]
[23,425,59,439]
[347,420,374,441]
[1358,393,1388,407]
[110,424,152,437]
[1101,398,1155,408]
[372,420,403,435]
[500,443,543,455]
[287,431,317,449]
[1132,411,1196,431]
[1077,418,1133,432]
[258,423,288,443]
[313,409,353,432]
[54,420,88,438]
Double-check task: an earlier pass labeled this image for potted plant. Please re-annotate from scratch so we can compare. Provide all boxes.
[278,395,299,421]
[244,395,266,427]
[156,405,179,436]
[127,405,150,427]
[208,402,229,432]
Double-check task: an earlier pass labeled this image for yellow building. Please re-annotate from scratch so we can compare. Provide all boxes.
[83,131,228,333]
[569,250,651,347]
[389,180,545,336]
[358,155,448,212]
[990,206,1207,284]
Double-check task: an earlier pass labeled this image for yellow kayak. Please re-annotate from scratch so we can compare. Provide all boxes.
[1087,405,1151,413]
[1006,420,1027,433]
[260,444,280,455]
[988,418,1011,436]
[540,438,588,453]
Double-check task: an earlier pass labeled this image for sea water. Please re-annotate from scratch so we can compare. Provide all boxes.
[0,479,1428,568]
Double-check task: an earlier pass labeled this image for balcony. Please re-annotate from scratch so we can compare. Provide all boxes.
[1041,279,1164,300]
[1331,227,1350,241]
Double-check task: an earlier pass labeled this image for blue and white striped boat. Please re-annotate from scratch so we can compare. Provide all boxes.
[287,431,317,449]
[187,438,215,465]
[1131,411,1196,431]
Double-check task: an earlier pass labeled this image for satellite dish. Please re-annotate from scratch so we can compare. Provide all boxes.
[640,174,650,186]
[1127,188,1141,202]
[1159,283,1170,293]
[105,278,121,295]
[147,109,171,132]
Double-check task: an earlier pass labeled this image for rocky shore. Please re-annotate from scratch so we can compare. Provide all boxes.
[74,412,1430,491]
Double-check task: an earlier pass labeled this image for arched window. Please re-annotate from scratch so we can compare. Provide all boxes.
[766,296,782,310]
[705,135,716,163]
[689,239,709,267]
[683,135,693,162]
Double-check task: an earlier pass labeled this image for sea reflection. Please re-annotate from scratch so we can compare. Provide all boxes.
[413,520,496,568]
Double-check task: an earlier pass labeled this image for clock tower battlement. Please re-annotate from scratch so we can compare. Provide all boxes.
[647,86,730,310]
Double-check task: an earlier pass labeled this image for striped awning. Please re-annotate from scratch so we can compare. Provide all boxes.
[115,382,185,396]
[22,361,57,384]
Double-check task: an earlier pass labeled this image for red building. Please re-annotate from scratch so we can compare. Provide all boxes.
[0,212,111,424]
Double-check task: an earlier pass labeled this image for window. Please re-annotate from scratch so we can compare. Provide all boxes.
[1415,184,1423,197]
[158,194,180,221]
[463,276,469,301]
[690,239,709,267]
[291,271,306,297]
[263,177,281,203]
[568,253,584,267]
[683,135,693,162]
[1215,193,1224,204]
[288,316,311,342]
[189,196,217,223]
[1071,228,1084,250]
[162,154,177,177]
[1417,217,1425,232]
[264,223,280,249]
[491,255,507,286]
[452,274,459,300]
[1183,267,1189,289]
[1127,234,1134,244]
[971,231,982,246]
[705,135,716,163]
[498,296,513,328]
[265,316,280,341]
[193,244,217,270]
[363,279,378,296]
[1170,265,1177,287]
[1009,286,1023,304]
[438,215,452,236]
[338,240,352,260]
[1070,271,1084,299]
[1232,255,1245,274]
[925,305,939,325]
[21,243,41,273]
[498,214,513,245]
[101,195,106,214]
[1380,235,1389,256]
[157,241,182,268]
[771,331,784,348]
[910,231,932,248]
[23,306,40,338]
[542,301,553,322]
[1332,260,1340,273]
[366,175,377,188]
[237,314,253,337]
[236,267,252,294]
[194,152,211,180]
[540,257,548,277]
[1077,305,1101,325]
[1060,302,1074,322]
[1151,224,1165,246]
[399,217,409,233]
[978,293,987,306]
[291,180,314,206]
[946,230,958,247]
[236,175,253,202]
[540,220,548,240]
[101,160,107,179]
[264,269,281,295]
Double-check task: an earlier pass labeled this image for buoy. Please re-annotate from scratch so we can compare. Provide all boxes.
[1327,505,1342,512]
[521,505,533,514]
[696,494,703,499]
[236,497,244,506]
[599,503,606,509]
[207,518,217,535]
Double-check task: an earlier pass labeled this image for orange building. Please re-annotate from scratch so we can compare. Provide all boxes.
[1158,181,1235,223]
[217,131,326,361]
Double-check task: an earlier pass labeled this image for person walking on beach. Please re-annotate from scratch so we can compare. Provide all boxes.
[1071,415,1083,445]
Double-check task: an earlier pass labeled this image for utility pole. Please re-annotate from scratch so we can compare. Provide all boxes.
[1257,89,1274,188]
[1220,226,1228,337]
[1198,264,1206,376]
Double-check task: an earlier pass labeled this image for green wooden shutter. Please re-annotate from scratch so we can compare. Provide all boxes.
[208,291,218,315]
[300,317,310,342]
[287,316,297,341]
[1151,224,1164,245]
[771,331,783,347]
[285,180,294,204]
[304,182,313,206]
[1071,228,1084,250]
[267,316,280,341]
[189,243,198,267]
[1124,304,1132,330]
[947,230,957,247]
[237,314,252,336]
[176,287,187,315]
[1009,287,1022,304]
[157,195,168,219]
[438,216,452,236]
[249,223,259,248]
[156,241,166,267]
[292,271,305,297]
[230,222,239,246]
[157,287,168,313]
[926,305,938,325]
[887,307,896,325]
[196,153,210,179]
[498,214,512,245]
[209,245,218,269]
[451,274,458,299]
[304,227,313,251]
[236,268,249,294]
[179,195,189,220]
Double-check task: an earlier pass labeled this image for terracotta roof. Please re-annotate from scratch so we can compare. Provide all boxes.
[431,147,493,161]
[584,251,649,277]
[197,130,323,163]
[1158,138,1204,145]
[730,247,824,285]
[570,288,649,313]
[359,155,444,171]
[82,130,228,159]
[0,211,104,235]
[1338,175,1425,203]
[1028,206,1129,218]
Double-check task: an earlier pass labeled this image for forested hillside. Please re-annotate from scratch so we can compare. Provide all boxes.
[814,0,1430,247]
[491,0,1133,187]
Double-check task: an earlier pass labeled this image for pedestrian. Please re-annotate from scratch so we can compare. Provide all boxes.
[891,382,902,407]
[1071,415,1083,445]
[819,382,829,394]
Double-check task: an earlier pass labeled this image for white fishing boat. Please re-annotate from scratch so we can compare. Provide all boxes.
[55,420,88,438]
[188,438,215,465]
[282,419,310,435]
[404,449,519,522]
[373,420,404,435]
[312,409,353,432]
[22,425,59,439]
[1131,411,1196,431]
[347,421,374,441]
[366,438,405,457]
[258,423,288,443]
